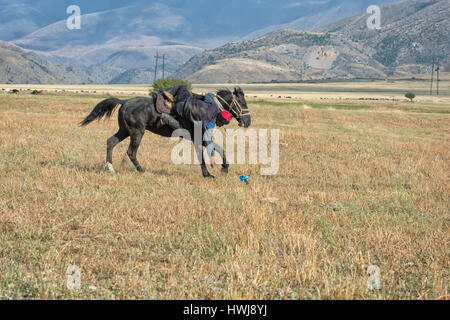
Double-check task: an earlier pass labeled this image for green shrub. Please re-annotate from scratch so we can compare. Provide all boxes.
[405,92,416,102]
[150,78,192,95]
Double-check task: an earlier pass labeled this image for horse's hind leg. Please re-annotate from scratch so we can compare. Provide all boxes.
[106,128,129,172]
[127,128,145,172]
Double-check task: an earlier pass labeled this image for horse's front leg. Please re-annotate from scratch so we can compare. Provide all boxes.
[212,143,229,174]
[194,140,214,178]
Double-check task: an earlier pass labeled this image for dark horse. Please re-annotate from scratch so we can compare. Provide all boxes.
[80,88,251,178]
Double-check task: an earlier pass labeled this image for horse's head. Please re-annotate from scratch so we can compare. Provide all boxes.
[216,87,251,128]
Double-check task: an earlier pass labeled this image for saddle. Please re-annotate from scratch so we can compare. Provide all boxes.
[155,91,222,115]
[155,91,174,114]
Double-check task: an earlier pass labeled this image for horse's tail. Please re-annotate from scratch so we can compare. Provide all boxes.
[79,98,126,126]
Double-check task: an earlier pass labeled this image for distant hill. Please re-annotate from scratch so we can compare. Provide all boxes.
[176,30,387,83]
[12,3,205,84]
[316,0,449,74]
[176,0,449,83]
[29,35,204,84]
[0,41,93,84]
[108,68,154,85]
[241,0,395,41]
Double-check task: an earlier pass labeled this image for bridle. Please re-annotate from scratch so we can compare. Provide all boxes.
[216,93,250,119]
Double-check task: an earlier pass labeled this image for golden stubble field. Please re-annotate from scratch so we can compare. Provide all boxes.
[0,81,448,299]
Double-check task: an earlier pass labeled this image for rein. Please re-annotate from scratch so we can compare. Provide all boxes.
[216,93,250,119]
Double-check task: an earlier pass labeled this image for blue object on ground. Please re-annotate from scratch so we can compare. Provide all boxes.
[240,175,249,185]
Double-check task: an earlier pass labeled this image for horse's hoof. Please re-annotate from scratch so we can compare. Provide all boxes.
[105,162,115,173]
[203,174,215,179]
[221,167,229,174]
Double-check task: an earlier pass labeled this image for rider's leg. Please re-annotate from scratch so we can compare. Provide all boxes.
[160,113,181,130]
[157,85,192,130]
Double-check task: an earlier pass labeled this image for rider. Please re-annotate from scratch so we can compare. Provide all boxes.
[160,85,232,166]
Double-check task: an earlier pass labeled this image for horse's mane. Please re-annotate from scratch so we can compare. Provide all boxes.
[216,89,232,97]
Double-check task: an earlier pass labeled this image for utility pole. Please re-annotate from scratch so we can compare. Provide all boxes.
[154,53,159,83]
[430,58,435,95]
[162,54,166,80]
[436,59,440,96]
[300,63,303,81]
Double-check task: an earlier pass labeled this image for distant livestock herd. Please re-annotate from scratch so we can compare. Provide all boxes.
[2,88,43,95]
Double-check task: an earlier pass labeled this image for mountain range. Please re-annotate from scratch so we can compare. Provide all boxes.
[0,0,448,84]
[176,0,449,83]
[0,0,399,84]
[0,40,93,84]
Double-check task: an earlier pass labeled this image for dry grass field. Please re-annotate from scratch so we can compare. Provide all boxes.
[0,79,449,299]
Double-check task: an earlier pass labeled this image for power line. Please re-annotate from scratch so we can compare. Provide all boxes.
[436,59,440,96]
[153,53,168,82]
[154,53,159,83]
[430,58,435,96]
[162,54,166,80]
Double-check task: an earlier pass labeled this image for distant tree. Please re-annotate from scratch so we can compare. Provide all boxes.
[150,78,192,95]
[405,92,416,102]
